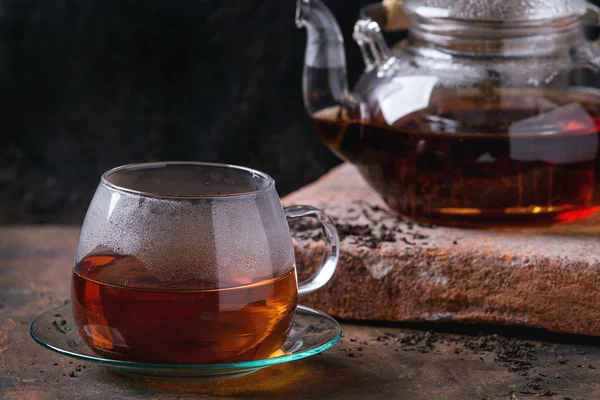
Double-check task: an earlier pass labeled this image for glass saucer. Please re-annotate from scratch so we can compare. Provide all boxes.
[30,304,341,382]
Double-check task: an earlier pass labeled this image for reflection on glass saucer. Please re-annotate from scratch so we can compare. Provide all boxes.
[30,304,341,382]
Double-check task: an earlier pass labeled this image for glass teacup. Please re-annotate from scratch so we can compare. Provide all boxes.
[71,162,339,364]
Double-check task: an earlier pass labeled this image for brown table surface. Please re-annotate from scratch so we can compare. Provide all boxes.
[2,226,600,400]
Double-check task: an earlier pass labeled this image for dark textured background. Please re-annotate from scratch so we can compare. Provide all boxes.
[0,0,381,224]
[2,1,599,224]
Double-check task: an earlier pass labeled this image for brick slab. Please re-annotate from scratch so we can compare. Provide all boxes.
[283,163,600,336]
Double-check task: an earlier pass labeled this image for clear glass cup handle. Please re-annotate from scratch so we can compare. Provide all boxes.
[285,205,340,296]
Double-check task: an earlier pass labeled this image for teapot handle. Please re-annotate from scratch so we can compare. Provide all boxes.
[583,3,600,27]
[578,3,600,72]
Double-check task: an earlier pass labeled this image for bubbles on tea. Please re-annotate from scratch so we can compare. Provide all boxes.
[76,182,295,288]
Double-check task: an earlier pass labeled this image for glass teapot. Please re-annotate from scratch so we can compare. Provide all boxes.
[296,0,600,228]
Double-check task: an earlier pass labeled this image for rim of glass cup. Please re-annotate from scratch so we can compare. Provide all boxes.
[100,161,276,199]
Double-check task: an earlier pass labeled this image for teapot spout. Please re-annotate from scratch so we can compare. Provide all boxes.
[296,0,351,117]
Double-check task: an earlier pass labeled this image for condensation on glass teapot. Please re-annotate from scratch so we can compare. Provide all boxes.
[296,0,600,228]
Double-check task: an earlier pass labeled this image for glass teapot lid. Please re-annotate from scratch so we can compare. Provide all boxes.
[371,0,600,31]
[402,0,589,22]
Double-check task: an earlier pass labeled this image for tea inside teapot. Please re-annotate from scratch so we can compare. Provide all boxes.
[297,0,600,227]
